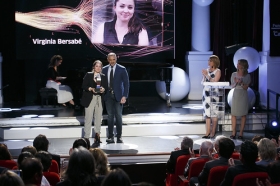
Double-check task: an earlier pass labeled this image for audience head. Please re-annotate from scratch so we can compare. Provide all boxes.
[33,134,49,152]
[21,145,37,156]
[65,147,97,185]
[89,148,110,175]
[101,168,132,186]
[213,135,227,153]
[83,138,91,149]
[267,160,280,184]
[20,158,43,186]
[17,151,34,167]
[0,170,24,186]
[0,143,12,160]
[69,138,89,155]
[257,138,277,161]
[240,140,258,165]
[34,151,52,172]
[181,137,193,150]
[252,135,265,145]
[218,138,235,159]
[199,140,214,155]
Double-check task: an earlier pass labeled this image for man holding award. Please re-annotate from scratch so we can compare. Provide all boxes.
[103,52,129,144]
[80,60,108,147]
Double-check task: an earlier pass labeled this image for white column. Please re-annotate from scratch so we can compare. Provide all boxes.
[0,52,3,104]
[259,0,280,109]
[186,0,213,100]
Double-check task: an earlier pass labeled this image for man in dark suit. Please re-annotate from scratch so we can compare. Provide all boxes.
[102,52,129,144]
[190,137,239,186]
[220,140,267,186]
[166,136,193,173]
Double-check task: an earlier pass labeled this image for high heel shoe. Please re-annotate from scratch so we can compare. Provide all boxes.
[210,133,216,138]
[91,133,101,148]
[202,134,210,139]
[96,133,102,143]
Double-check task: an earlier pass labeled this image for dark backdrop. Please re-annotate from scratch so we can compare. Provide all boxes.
[0,0,263,104]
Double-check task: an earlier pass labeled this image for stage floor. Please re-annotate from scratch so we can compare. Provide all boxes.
[0,96,265,163]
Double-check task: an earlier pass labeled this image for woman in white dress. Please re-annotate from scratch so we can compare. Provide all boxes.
[45,55,74,106]
[201,55,221,139]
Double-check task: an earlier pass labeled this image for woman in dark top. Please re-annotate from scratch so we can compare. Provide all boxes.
[92,0,149,45]
[45,55,74,106]
[80,60,108,147]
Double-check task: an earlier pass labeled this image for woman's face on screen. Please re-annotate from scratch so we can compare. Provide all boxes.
[114,0,135,22]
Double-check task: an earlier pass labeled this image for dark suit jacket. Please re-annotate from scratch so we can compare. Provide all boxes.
[102,64,129,102]
[220,163,267,186]
[166,149,190,174]
[198,157,241,186]
[80,72,108,108]
[51,153,61,171]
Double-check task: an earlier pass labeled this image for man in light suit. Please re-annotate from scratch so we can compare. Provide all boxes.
[102,52,129,143]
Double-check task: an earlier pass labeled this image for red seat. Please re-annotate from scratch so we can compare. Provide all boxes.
[231,152,240,159]
[0,160,17,170]
[49,159,59,174]
[207,165,228,186]
[232,172,269,186]
[165,155,191,186]
[43,171,60,186]
[178,158,209,186]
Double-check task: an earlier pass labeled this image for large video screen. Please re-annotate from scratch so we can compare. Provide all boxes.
[15,0,174,62]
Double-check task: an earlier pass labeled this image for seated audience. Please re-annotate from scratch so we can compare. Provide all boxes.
[166,136,193,173]
[19,158,44,186]
[266,160,280,184]
[190,137,238,186]
[212,135,227,157]
[17,152,50,186]
[57,147,98,186]
[0,170,24,186]
[69,138,89,155]
[183,140,213,177]
[21,145,37,155]
[256,138,277,167]
[89,148,110,176]
[33,134,61,171]
[101,168,132,186]
[220,140,267,186]
[0,143,13,160]
[252,135,265,145]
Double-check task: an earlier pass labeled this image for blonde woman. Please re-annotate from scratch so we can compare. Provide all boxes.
[80,60,108,147]
[89,148,110,176]
[230,59,251,140]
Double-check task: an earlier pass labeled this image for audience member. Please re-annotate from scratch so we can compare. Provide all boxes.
[166,136,193,173]
[20,158,44,186]
[183,140,213,177]
[33,134,61,171]
[34,151,52,172]
[220,140,267,186]
[57,147,98,186]
[190,137,238,186]
[266,160,280,184]
[69,138,89,155]
[21,145,37,155]
[0,170,24,186]
[252,135,265,145]
[256,138,277,167]
[101,168,132,186]
[0,143,12,160]
[89,148,110,176]
[212,135,227,157]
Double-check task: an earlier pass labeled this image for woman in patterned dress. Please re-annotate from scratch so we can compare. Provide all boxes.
[201,55,221,138]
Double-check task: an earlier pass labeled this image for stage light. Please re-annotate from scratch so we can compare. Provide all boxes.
[265,119,280,143]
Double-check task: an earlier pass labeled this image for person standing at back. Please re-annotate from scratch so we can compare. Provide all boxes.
[102,52,129,143]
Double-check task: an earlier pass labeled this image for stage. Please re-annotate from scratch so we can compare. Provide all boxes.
[0,96,266,163]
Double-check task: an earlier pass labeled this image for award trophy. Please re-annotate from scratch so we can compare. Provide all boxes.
[95,74,101,93]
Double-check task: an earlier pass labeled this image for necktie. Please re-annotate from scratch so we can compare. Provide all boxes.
[110,66,114,90]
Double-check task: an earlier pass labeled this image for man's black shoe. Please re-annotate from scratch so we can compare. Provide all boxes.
[117,138,123,143]
[106,138,115,143]
[91,141,100,148]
